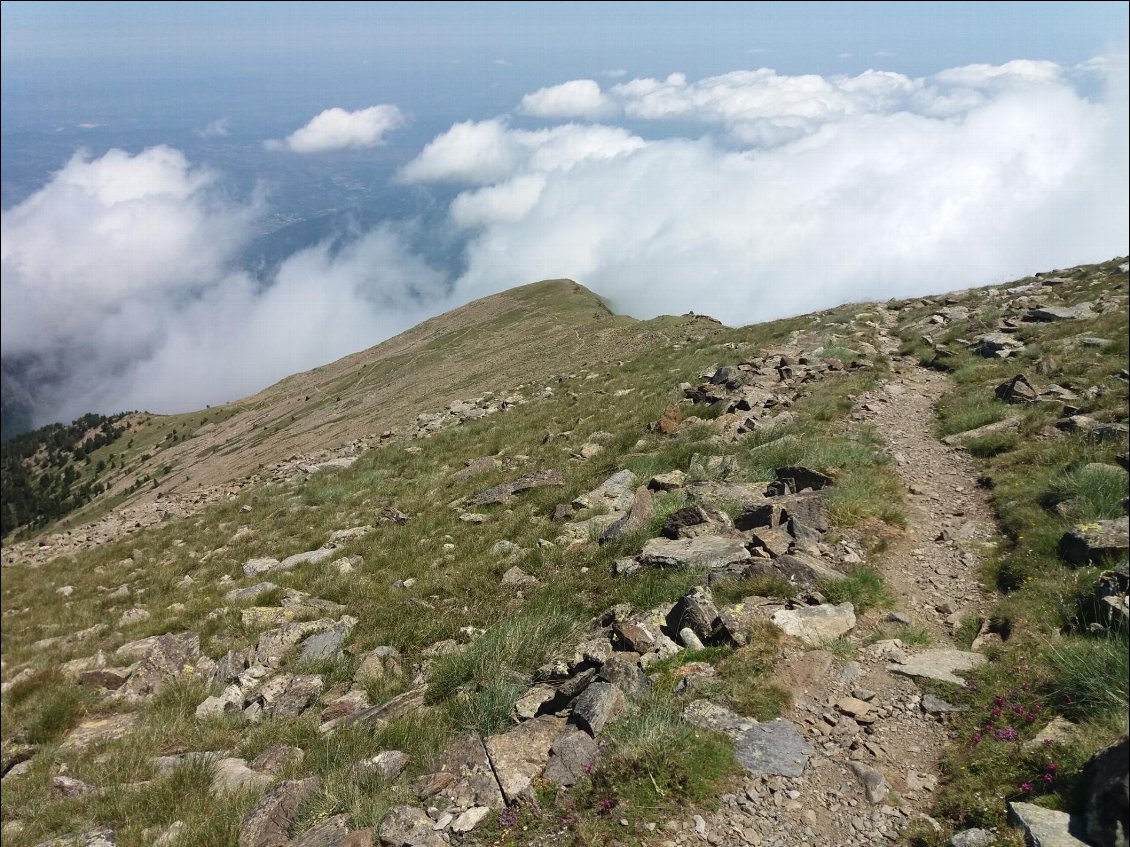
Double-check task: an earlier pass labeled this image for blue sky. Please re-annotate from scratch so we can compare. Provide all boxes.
[1,2,1127,427]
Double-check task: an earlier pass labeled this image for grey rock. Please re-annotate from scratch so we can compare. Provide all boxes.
[770,603,856,646]
[1008,801,1089,847]
[1059,518,1129,566]
[289,815,351,847]
[1082,734,1128,847]
[666,586,720,641]
[467,469,565,507]
[600,486,655,543]
[570,682,627,736]
[500,566,540,590]
[648,471,687,491]
[774,466,834,492]
[950,829,995,847]
[683,700,756,740]
[243,558,282,578]
[31,830,117,847]
[639,535,751,570]
[354,750,409,782]
[887,649,987,685]
[848,761,889,804]
[327,687,427,733]
[211,758,273,797]
[995,374,1039,404]
[415,733,503,812]
[250,744,305,776]
[661,504,732,540]
[451,807,490,833]
[597,654,648,695]
[354,647,402,685]
[941,416,1022,447]
[256,619,339,664]
[733,719,815,778]
[238,777,320,847]
[543,729,600,786]
[300,622,350,662]
[196,684,245,719]
[269,675,324,720]
[678,627,705,649]
[922,694,963,715]
[51,775,94,797]
[745,551,845,587]
[225,583,279,604]
[485,715,567,803]
[1028,303,1094,321]
[612,620,657,654]
[378,806,445,847]
[571,469,638,512]
[122,632,201,701]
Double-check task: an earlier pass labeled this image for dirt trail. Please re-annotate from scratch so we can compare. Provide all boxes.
[676,332,998,846]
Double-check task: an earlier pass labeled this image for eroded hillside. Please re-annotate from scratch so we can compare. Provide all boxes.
[1,260,1127,847]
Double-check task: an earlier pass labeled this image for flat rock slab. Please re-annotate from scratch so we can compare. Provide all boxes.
[466,469,564,507]
[771,603,856,646]
[639,535,751,570]
[485,715,566,803]
[1059,517,1130,566]
[59,713,138,751]
[572,469,637,512]
[1008,802,1090,847]
[887,649,986,685]
[683,700,756,741]
[941,416,1021,447]
[733,719,815,778]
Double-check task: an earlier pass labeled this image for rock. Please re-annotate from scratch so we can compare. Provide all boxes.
[666,587,721,642]
[612,620,657,654]
[661,504,732,539]
[941,416,1022,447]
[378,806,445,847]
[572,470,638,512]
[485,715,567,803]
[321,689,369,722]
[244,558,282,577]
[774,466,834,492]
[256,619,340,664]
[354,750,409,782]
[266,674,324,720]
[974,332,1025,358]
[327,687,427,732]
[225,583,279,604]
[251,744,305,776]
[639,535,751,570]
[578,442,603,459]
[570,682,627,736]
[451,807,491,833]
[922,694,963,715]
[277,548,339,571]
[1028,303,1094,321]
[747,526,793,557]
[1082,735,1128,847]
[52,775,93,797]
[734,719,816,778]
[513,684,557,720]
[950,829,995,847]
[835,697,873,718]
[543,730,600,786]
[78,667,130,691]
[1008,802,1089,847]
[490,539,521,558]
[683,700,756,740]
[649,470,687,491]
[300,622,350,662]
[600,486,655,543]
[1059,518,1130,566]
[117,607,151,627]
[655,404,681,435]
[354,647,402,685]
[122,632,201,700]
[466,469,565,507]
[770,603,856,646]
[887,649,986,685]
[597,654,648,695]
[211,758,273,797]
[153,821,186,847]
[848,761,889,804]
[500,566,540,590]
[995,374,1039,404]
[678,628,705,649]
[745,551,845,587]
[239,777,320,847]
[59,712,138,751]
[196,684,244,719]
[1023,717,1079,750]
[31,830,117,847]
[290,815,351,847]
[415,733,503,811]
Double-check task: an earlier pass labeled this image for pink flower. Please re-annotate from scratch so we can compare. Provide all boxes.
[1021,782,1032,792]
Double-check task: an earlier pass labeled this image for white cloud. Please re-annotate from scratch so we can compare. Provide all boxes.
[0,147,444,423]
[195,117,230,139]
[267,105,406,153]
[399,119,645,185]
[439,56,1127,326]
[519,79,616,119]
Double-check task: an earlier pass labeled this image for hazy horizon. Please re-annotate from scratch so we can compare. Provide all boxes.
[2,1,1128,432]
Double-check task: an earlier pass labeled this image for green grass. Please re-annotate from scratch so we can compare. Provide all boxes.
[822,566,892,612]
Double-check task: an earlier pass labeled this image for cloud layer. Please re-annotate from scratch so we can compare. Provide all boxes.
[3,56,1127,425]
[268,105,406,153]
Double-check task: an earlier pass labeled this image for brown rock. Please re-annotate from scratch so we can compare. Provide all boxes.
[238,777,320,847]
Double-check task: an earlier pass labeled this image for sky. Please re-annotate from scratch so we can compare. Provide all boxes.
[1,1,1128,429]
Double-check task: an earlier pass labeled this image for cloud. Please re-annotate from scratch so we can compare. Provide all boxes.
[0,146,444,423]
[267,105,406,153]
[432,56,1127,326]
[398,119,645,185]
[195,117,230,139]
[519,79,616,120]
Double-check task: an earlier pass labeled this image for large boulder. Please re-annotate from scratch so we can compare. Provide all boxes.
[1083,735,1129,847]
[638,535,751,570]
[770,603,855,645]
[485,715,567,803]
[1059,518,1130,566]
[122,632,202,701]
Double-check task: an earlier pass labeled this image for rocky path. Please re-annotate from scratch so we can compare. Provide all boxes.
[672,344,998,846]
